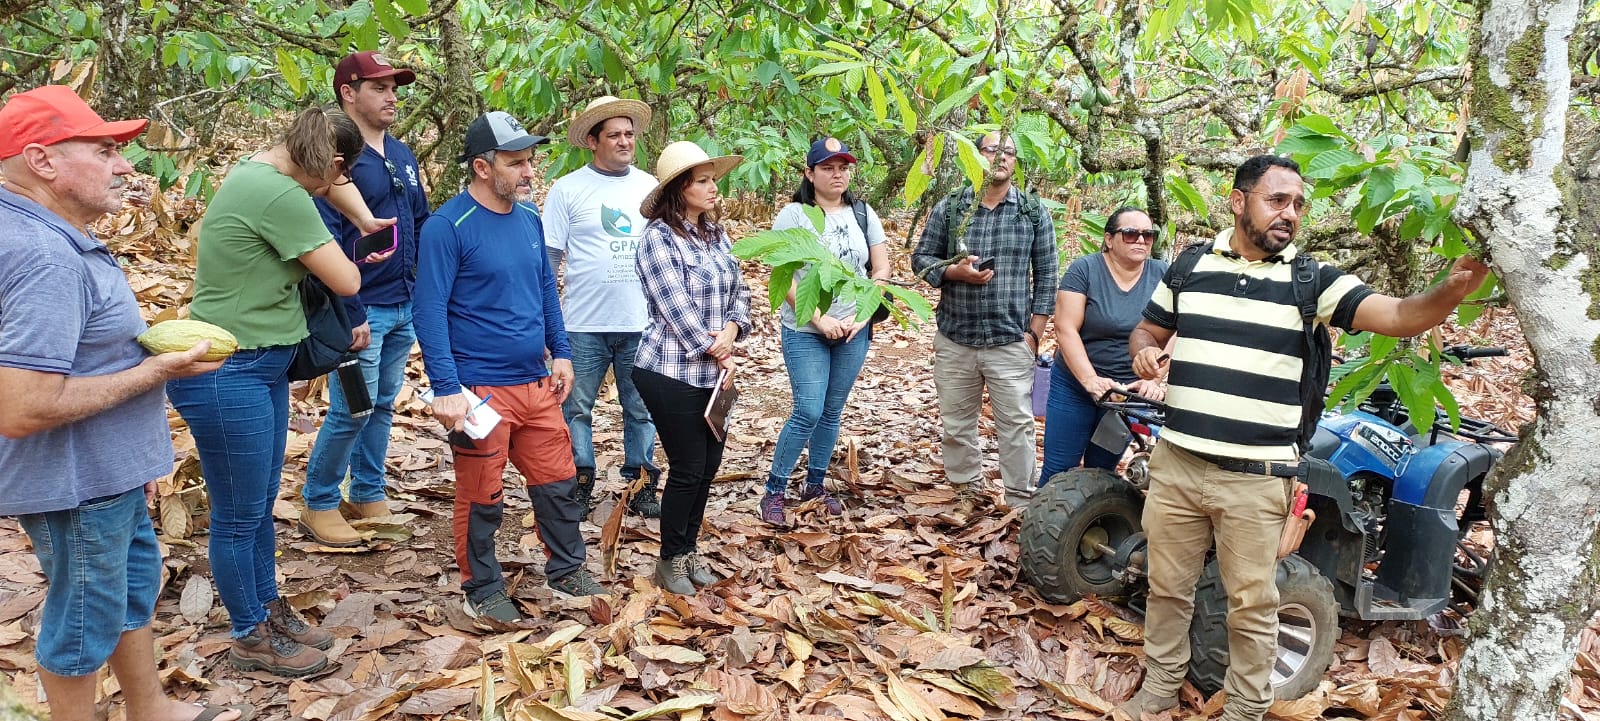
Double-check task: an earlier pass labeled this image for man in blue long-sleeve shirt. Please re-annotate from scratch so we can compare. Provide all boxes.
[414,111,603,624]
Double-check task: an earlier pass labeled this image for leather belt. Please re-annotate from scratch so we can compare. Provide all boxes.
[1186,448,1299,478]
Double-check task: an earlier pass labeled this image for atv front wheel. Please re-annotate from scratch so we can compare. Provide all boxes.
[1187,554,1338,701]
[1019,468,1143,603]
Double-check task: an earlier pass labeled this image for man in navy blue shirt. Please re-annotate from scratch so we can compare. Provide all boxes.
[301,51,431,547]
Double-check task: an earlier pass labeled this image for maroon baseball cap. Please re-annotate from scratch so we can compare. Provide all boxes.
[332,51,416,96]
[0,85,148,160]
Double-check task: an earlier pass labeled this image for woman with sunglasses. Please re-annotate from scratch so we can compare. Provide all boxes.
[1040,206,1169,486]
[166,105,364,678]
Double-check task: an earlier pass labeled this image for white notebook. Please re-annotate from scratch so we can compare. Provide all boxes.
[418,386,502,439]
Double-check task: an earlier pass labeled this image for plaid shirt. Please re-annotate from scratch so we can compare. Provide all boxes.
[912,187,1058,347]
[634,218,752,388]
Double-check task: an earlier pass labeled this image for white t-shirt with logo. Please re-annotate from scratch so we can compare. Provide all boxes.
[544,165,658,332]
[773,201,886,332]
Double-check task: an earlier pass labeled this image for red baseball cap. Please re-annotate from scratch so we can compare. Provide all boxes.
[0,85,148,160]
[333,51,417,96]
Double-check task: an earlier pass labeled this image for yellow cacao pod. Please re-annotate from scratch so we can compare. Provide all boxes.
[137,319,238,361]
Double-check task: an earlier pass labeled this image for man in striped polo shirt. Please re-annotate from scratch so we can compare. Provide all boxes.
[1119,155,1488,721]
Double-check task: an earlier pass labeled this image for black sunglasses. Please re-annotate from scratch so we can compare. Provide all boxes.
[384,159,404,194]
[1113,228,1158,243]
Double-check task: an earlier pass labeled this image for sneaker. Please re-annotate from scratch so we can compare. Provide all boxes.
[759,492,787,526]
[686,552,717,587]
[653,554,696,595]
[627,484,661,518]
[462,590,523,624]
[267,598,332,651]
[799,484,844,516]
[230,623,328,678]
[573,468,596,515]
[548,568,605,597]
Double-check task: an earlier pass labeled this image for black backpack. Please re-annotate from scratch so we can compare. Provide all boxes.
[1167,242,1330,454]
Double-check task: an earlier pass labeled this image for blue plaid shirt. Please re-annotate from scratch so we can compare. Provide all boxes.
[634,219,752,388]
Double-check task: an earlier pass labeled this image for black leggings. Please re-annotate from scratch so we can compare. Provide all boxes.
[632,367,725,558]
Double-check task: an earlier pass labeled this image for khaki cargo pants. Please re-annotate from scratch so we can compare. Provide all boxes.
[1137,440,1294,721]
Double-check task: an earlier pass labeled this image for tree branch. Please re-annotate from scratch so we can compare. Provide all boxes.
[1312,65,1465,101]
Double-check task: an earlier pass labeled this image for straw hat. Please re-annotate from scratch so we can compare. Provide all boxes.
[639,141,743,218]
[567,96,652,147]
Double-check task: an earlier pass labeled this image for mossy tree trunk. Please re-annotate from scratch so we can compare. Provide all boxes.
[428,5,481,206]
[1447,0,1598,718]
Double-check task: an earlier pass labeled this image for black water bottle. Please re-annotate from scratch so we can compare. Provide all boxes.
[334,357,373,418]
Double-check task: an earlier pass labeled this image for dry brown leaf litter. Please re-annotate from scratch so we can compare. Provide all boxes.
[0,175,1584,721]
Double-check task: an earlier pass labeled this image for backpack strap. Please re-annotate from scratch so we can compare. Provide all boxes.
[1166,242,1207,330]
[942,187,971,259]
[1290,252,1328,454]
[852,198,873,274]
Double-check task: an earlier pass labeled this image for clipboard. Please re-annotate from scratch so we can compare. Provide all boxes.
[704,369,738,442]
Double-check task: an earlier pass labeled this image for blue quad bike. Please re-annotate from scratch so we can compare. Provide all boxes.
[1018,346,1517,700]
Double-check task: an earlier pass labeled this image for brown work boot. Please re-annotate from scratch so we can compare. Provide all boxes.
[340,499,390,519]
[230,623,328,678]
[1116,688,1178,720]
[299,508,361,547]
[267,598,332,651]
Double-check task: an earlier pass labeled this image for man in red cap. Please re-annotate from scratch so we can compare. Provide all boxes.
[0,86,244,720]
[299,50,431,546]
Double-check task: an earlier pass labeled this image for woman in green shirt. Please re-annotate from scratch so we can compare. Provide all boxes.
[167,105,363,679]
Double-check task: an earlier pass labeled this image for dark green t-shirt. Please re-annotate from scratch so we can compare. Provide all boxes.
[189,160,333,349]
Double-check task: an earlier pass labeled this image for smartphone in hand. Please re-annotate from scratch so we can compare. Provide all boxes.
[354,226,398,263]
[976,256,996,272]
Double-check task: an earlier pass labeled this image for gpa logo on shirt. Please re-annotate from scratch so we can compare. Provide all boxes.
[405,163,419,188]
[601,205,634,238]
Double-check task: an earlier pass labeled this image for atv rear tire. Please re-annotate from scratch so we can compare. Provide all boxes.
[1186,554,1337,701]
[1019,468,1143,603]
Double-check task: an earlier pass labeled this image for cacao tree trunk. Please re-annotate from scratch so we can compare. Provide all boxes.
[1448,0,1598,718]
[96,0,159,122]
[429,6,481,206]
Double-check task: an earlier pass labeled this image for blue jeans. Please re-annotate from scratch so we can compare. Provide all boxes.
[18,487,160,676]
[304,302,415,510]
[563,331,658,481]
[167,345,294,637]
[766,325,871,494]
[1040,360,1125,486]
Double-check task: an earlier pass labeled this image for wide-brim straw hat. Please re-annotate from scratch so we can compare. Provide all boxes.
[567,96,652,148]
[639,141,743,219]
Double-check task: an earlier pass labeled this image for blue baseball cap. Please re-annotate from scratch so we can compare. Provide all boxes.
[805,137,857,167]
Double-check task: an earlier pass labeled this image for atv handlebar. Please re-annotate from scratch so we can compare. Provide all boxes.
[1442,345,1508,362]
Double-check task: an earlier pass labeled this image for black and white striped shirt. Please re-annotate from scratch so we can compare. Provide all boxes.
[1143,230,1371,460]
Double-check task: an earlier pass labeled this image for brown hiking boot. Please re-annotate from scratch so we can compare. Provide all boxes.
[340,499,390,519]
[1116,689,1178,720]
[300,508,361,547]
[267,598,332,651]
[230,623,328,678]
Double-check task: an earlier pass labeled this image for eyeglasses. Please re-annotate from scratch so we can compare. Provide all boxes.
[1245,191,1307,213]
[384,159,404,193]
[979,145,1018,158]
[1114,228,1158,243]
